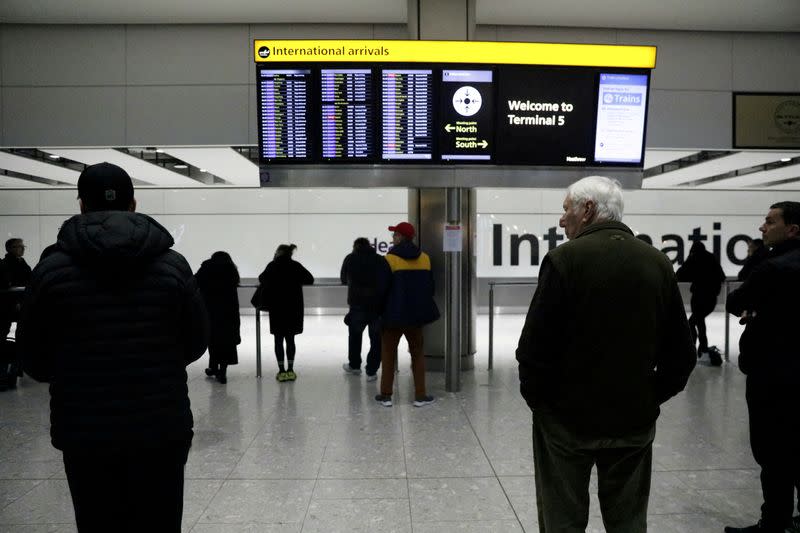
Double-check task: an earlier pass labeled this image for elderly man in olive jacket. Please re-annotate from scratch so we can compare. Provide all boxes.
[516,176,696,533]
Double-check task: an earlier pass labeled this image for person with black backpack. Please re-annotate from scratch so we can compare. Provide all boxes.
[676,241,727,365]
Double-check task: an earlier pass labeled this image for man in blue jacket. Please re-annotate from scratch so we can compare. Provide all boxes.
[17,162,209,533]
[375,222,439,407]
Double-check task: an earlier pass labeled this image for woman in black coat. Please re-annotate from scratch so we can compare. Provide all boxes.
[195,251,241,384]
[258,244,314,382]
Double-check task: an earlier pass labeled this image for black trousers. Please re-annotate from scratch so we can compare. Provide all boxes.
[688,295,716,352]
[746,377,800,531]
[63,442,190,533]
[346,307,381,375]
[532,409,655,533]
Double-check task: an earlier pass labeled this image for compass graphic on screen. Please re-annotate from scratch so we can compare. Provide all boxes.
[452,86,482,117]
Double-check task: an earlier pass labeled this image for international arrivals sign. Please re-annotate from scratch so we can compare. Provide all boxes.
[253,39,657,68]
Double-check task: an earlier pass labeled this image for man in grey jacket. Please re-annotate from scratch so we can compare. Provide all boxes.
[17,162,208,533]
[516,176,696,533]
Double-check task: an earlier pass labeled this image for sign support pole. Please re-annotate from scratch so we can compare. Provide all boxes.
[445,187,462,392]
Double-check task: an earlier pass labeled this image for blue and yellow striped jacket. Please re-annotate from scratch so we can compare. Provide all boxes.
[379,240,440,328]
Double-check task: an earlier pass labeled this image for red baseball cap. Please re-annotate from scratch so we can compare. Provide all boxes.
[388,222,415,239]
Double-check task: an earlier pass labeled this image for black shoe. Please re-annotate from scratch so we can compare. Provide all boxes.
[216,372,227,384]
[413,395,435,407]
[724,520,785,533]
[375,394,392,407]
[205,367,217,377]
[724,523,762,532]
[708,346,723,366]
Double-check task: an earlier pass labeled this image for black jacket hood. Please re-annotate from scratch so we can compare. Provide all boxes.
[56,211,174,265]
[388,240,421,260]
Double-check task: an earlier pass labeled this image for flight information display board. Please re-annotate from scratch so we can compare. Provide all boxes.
[320,68,375,160]
[381,69,434,160]
[255,63,650,167]
[257,69,312,160]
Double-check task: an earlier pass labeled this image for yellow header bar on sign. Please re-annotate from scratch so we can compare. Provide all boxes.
[253,40,656,69]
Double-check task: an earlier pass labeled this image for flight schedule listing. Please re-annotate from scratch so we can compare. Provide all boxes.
[258,69,311,160]
[320,69,375,159]
[382,70,434,160]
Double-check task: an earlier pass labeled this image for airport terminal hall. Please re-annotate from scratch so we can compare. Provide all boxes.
[2,1,800,532]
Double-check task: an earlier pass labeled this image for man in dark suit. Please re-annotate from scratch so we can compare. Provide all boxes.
[725,201,800,533]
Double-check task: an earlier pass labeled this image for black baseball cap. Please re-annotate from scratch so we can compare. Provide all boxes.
[77,162,134,212]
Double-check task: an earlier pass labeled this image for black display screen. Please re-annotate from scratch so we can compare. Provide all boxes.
[439,69,494,161]
[257,69,312,161]
[381,69,434,161]
[255,64,649,167]
[320,68,375,160]
[495,67,596,166]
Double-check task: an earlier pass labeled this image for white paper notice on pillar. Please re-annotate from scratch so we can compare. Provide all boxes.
[444,225,463,252]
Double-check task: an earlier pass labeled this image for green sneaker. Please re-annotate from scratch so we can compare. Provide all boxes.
[285,370,297,381]
[276,371,288,382]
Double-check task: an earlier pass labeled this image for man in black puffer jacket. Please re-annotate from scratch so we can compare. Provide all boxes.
[16,162,209,533]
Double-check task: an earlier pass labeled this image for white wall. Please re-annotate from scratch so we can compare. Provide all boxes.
[478,189,800,277]
[2,187,797,279]
[0,188,407,279]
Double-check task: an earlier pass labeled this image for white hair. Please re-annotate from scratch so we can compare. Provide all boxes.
[566,176,624,222]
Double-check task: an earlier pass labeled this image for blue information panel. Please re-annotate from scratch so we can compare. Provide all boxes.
[257,69,311,160]
[594,73,649,164]
[381,69,434,160]
[320,68,375,160]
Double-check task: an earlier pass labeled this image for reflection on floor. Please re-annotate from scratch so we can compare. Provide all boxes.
[0,312,757,532]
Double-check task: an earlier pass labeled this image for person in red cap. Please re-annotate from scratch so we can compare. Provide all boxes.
[375,221,439,407]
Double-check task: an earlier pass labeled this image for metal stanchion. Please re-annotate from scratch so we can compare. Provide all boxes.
[485,281,536,370]
[488,282,494,371]
[255,309,262,378]
[724,281,730,361]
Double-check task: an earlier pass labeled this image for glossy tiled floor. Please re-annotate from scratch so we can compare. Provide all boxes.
[0,313,759,532]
